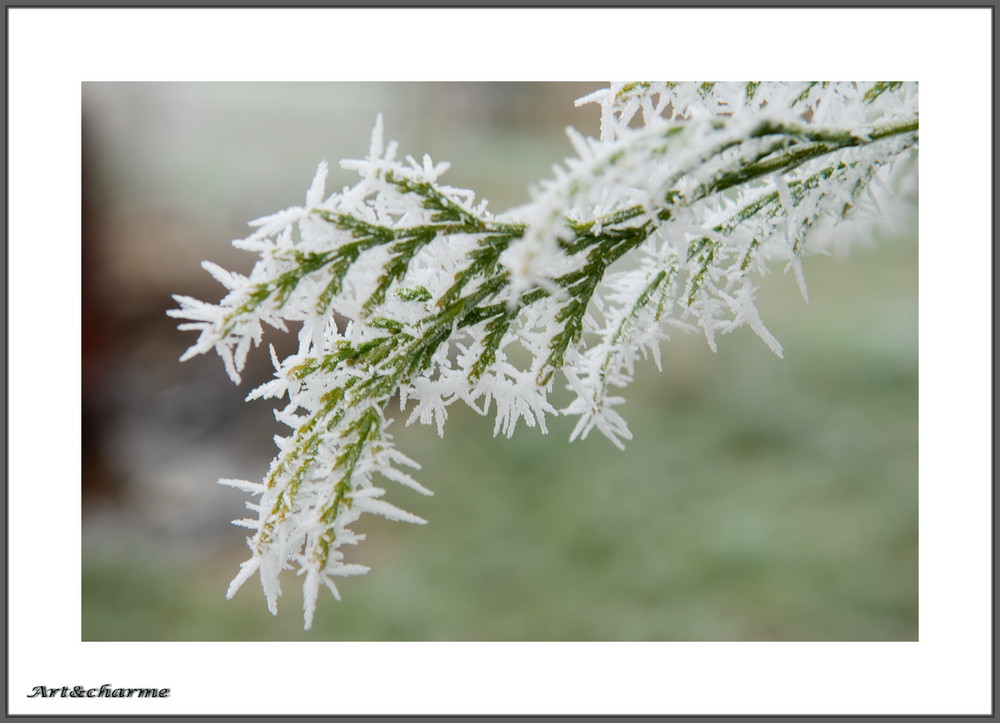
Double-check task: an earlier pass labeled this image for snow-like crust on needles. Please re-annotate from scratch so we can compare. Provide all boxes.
[170,82,918,628]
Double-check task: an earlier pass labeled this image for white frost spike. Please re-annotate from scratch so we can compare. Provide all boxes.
[369,113,385,160]
[306,160,329,208]
[566,125,594,160]
[202,261,245,291]
[225,556,260,600]
[244,206,307,242]
[774,173,795,245]
[789,257,810,303]
[332,563,370,578]
[218,478,265,495]
[379,465,434,496]
[324,577,341,603]
[220,344,241,385]
[733,280,784,357]
[259,551,284,616]
[302,570,321,630]
[352,495,427,525]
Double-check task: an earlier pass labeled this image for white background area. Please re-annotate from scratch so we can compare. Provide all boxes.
[7,7,993,716]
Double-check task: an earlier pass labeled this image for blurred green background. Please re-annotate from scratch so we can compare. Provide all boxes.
[82,83,917,641]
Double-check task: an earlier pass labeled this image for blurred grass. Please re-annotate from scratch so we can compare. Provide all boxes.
[83,229,917,641]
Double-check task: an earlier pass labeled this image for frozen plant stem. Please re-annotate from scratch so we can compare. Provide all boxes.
[170,82,918,629]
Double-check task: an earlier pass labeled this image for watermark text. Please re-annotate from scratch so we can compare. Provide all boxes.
[28,685,170,698]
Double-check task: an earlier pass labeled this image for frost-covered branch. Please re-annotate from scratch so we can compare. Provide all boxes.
[170,82,918,629]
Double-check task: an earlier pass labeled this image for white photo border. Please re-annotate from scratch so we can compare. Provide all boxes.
[6,6,993,716]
